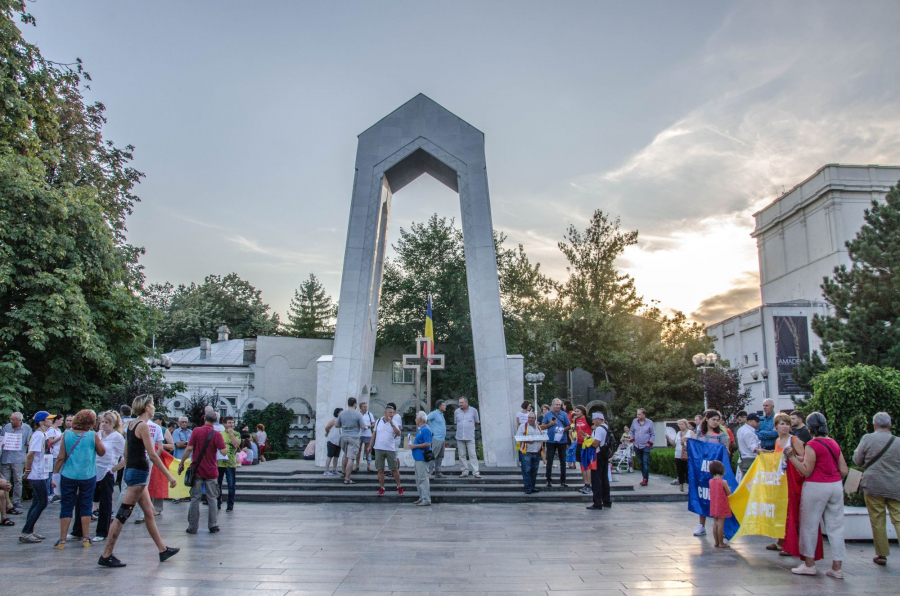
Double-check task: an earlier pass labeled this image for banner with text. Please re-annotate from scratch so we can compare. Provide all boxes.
[728,453,788,540]
[687,440,740,539]
[773,315,809,395]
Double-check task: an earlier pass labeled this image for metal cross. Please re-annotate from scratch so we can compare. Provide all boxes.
[401,337,445,413]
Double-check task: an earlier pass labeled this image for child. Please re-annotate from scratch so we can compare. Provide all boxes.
[708,460,732,548]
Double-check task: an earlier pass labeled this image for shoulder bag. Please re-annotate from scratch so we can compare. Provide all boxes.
[184,429,215,487]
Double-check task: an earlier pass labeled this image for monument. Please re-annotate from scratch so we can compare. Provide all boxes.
[315,94,524,467]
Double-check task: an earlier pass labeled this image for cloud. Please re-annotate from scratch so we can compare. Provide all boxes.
[690,272,761,325]
[227,235,329,266]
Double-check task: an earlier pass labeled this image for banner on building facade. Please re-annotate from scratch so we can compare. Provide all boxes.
[773,315,809,395]
[687,440,740,539]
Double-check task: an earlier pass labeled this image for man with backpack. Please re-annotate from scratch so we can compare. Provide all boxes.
[586,412,612,510]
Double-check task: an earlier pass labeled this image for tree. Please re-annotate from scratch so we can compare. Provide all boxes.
[812,182,900,369]
[284,274,337,338]
[0,2,152,414]
[183,390,221,427]
[240,402,292,453]
[99,369,185,417]
[147,273,281,351]
[702,366,752,424]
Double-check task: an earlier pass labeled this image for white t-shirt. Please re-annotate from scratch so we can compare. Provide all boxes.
[516,412,530,427]
[373,418,398,452]
[95,431,125,480]
[592,425,609,446]
[674,429,695,459]
[392,413,402,449]
[27,430,48,480]
[146,421,164,459]
[326,421,341,446]
[256,430,267,446]
[360,412,375,438]
[45,427,62,458]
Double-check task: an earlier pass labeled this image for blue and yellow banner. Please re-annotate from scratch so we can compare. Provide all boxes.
[728,453,788,540]
[687,440,740,539]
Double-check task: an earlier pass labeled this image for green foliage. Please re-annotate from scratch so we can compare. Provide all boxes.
[0,351,28,416]
[284,273,337,338]
[806,364,900,456]
[100,369,185,416]
[183,390,221,427]
[703,366,753,423]
[240,402,292,453]
[147,274,280,351]
[0,2,151,414]
[377,215,557,407]
[810,181,900,376]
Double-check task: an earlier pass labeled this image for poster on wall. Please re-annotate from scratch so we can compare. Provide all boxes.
[773,315,809,395]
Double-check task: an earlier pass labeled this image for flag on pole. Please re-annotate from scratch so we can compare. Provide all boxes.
[423,293,434,359]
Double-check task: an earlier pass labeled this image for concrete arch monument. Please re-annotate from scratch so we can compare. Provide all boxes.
[315,94,522,467]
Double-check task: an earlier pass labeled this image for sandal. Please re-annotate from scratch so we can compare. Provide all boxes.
[874,556,887,566]
[0,518,14,526]
[343,479,355,484]
[766,543,782,551]
[6,508,23,515]
[82,537,92,548]
[54,539,65,550]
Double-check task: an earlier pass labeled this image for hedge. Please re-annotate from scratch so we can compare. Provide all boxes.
[634,447,741,478]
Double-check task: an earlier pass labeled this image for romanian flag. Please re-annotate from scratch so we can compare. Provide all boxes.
[148,449,192,500]
[423,293,434,359]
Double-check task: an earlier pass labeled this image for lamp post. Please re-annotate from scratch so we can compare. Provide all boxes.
[750,368,770,403]
[692,352,718,411]
[525,372,545,413]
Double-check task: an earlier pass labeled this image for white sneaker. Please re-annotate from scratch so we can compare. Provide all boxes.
[460,472,469,478]
[692,525,706,536]
[791,564,818,576]
[323,470,331,476]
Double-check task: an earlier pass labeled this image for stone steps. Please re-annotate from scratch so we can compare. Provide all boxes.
[236,481,634,493]
[234,489,686,504]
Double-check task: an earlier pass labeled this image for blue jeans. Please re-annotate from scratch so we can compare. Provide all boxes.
[217,467,236,508]
[23,479,49,534]
[635,447,651,481]
[520,452,541,493]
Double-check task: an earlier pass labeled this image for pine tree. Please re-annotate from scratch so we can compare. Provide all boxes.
[812,181,900,368]
[286,274,337,339]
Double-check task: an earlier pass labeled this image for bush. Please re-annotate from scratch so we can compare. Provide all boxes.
[265,451,281,460]
[808,364,900,456]
[241,402,293,453]
[284,452,301,459]
[635,447,741,478]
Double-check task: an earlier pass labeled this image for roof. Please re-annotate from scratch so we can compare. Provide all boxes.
[165,339,246,367]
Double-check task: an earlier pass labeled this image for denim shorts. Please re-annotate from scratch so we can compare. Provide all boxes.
[59,476,96,519]
[123,468,150,488]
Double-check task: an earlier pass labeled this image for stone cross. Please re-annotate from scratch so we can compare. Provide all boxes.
[401,336,445,413]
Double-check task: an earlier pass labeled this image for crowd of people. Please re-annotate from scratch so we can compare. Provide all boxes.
[0,397,269,567]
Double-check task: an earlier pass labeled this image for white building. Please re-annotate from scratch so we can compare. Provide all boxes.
[160,326,416,451]
[707,164,900,412]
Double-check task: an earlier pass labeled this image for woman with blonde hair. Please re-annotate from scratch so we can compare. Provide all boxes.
[53,410,106,549]
[97,395,178,568]
[93,411,125,542]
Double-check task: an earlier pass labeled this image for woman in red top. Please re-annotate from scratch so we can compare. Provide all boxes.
[574,406,592,494]
[785,412,848,579]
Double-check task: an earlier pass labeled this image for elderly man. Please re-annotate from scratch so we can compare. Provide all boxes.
[517,411,542,494]
[170,417,192,504]
[587,412,612,510]
[409,411,433,506]
[1,412,33,512]
[455,397,481,479]
[427,400,447,478]
[629,408,655,486]
[737,413,762,474]
[756,399,778,451]
[853,412,900,566]
[369,405,403,496]
[540,398,570,488]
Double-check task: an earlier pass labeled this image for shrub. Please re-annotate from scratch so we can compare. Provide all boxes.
[265,451,281,460]
[284,452,301,459]
[807,365,900,456]
[635,447,741,478]
[240,402,293,453]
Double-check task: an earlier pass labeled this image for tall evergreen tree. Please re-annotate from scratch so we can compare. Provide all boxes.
[285,274,337,339]
[812,181,900,369]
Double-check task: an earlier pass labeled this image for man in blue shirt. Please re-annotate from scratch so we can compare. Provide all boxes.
[756,399,778,451]
[172,417,192,460]
[426,400,447,478]
[540,399,570,488]
[410,411,433,506]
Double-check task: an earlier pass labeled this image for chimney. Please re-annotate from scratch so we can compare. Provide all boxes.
[217,323,230,342]
[243,339,257,365]
[199,337,211,359]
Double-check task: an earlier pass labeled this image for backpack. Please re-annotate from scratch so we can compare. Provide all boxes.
[596,425,615,460]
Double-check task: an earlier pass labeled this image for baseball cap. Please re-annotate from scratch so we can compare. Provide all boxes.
[34,411,57,423]
[746,413,761,422]
[592,412,605,420]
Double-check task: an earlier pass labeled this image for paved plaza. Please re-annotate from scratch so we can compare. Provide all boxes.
[1,500,896,596]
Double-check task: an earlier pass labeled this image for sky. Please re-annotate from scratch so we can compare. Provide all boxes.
[22,1,900,325]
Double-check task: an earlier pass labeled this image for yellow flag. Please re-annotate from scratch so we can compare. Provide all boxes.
[728,453,789,540]
[167,457,192,500]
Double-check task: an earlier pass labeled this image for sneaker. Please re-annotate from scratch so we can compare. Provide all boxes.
[416,501,431,506]
[791,564,818,576]
[377,487,385,497]
[19,534,41,543]
[825,569,843,580]
[397,487,404,496]
[580,487,592,495]
[560,483,569,488]
[670,479,680,485]
[226,507,233,513]
[435,473,444,478]
[460,472,469,478]
[66,533,78,540]
[323,470,332,476]
[49,495,60,504]
[693,525,706,536]
[98,555,126,568]
[159,546,180,562]
[474,473,482,479]
[640,479,648,486]
[92,536,106,543]
[413,499,422,505]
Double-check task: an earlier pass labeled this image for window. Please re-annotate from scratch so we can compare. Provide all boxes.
[753,353,758,363]
[392,361,415,384]
[743,355,749,365]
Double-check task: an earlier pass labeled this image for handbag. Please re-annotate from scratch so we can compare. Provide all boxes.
[184,429,215,487]
[423,449,435,462]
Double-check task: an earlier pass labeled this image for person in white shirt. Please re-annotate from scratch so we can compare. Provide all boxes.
[516,401,532,428]
[455,397,481,478]
[357,402,376,473]
[19,411,56,542]
[737,413,762,474]
[369,405,403,497]
[673,419,695,492]
[45,415,63,502]
[93,411,125,541]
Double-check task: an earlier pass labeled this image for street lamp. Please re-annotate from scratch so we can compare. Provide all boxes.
[525,372,545,412]
[149,355,173,370]
[750,368,769,402]
[692,353,718,411]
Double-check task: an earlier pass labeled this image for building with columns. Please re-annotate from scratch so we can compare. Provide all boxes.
[707,164,900,412]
